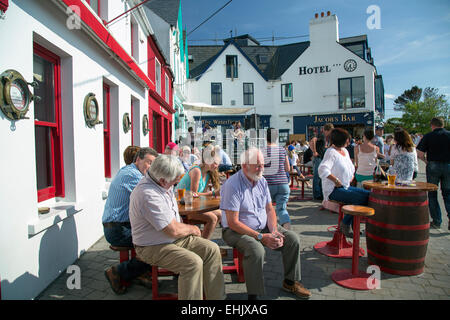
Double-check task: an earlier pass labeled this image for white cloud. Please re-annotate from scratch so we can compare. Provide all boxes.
[385,94,396,100]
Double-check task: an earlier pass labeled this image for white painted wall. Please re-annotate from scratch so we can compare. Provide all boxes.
[0,0,150,299]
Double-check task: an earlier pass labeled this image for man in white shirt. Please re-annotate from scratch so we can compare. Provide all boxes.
[129,155,225,300]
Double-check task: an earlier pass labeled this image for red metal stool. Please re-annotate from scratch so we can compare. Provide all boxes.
[289,172,299,191]
[289,176,312,201]
[109,245,136,287]
[314,201,365,259]
[332,205,377,290]
[151,266,178,300]
[222,248,245,283]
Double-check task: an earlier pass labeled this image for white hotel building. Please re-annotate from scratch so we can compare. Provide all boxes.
[186,12,385,144]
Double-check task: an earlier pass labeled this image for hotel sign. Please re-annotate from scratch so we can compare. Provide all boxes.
[299,65,331,75]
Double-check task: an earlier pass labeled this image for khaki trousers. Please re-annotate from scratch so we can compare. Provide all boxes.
[135,235,225,300]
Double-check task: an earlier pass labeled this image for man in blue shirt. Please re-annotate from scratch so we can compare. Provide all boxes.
[103,147,159,294]
[220,148,311,300]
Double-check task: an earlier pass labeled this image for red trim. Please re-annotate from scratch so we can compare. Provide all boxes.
[373,190,427,197]
[103,83,111,178]
[369,196,428,207]
[367,218,430,231]
[0,0,8,12]
[366,232,429,246]
[368,250,425,264]
[131,99,134,146]
[61,0,151,87]
[33,43,65,202]
[368,260,424,276]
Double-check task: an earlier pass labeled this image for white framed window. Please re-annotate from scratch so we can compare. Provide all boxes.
[155,59,161,94]
[281,83,293,102]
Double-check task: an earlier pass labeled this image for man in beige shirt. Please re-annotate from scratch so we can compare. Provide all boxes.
[129,154,225,300]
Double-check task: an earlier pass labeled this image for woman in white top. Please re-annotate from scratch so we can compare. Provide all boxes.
[354,128,384,188]
[318,128,370,238]
[390,128,419,181]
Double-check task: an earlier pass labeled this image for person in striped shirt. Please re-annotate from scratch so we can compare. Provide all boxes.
[103,147,159,295]
[263,128,292,229]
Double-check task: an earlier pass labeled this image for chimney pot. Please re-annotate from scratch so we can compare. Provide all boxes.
[321,12,324,17]
[327,11,331,16]
[315,13,318,18]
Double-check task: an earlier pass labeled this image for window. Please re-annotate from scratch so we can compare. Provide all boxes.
[165,74,170,103]
[226,55,238,78]
[33,43,64,202]
[281,83,293,102]
[103,83,111,177]
[131,18,138,61]
[87,0,100,16]
[211,83,222,105]
[243,83,254,105]
[155,59,161,94]
[339,77,365,109]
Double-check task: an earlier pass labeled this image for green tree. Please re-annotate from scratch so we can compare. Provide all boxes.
[393,86,449,134]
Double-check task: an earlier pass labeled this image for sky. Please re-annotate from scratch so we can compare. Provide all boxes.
[181,0,450,121]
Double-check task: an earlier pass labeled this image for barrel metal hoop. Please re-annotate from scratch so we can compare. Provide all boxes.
[366,231,429,246]
[369,196,428,207]
[367,218,430,231]
[367,249,426,264]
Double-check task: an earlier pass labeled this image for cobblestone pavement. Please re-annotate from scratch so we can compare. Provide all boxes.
[37,164,450,300]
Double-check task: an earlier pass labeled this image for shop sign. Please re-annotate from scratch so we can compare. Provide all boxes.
[313,113,357,124]
[159,105,168,116]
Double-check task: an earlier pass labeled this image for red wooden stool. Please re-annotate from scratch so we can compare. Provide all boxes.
[109,245,136,287]
[314,201,365,259]
[151,266,178,300]
[222,248,245,283]
[332,205,378,290]
[289,172,299,191]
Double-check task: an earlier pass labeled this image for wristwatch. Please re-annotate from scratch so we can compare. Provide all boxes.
[256,233,263,241]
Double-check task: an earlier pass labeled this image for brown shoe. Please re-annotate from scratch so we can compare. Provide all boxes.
[282,281,311,299]
[104,267,126,295]
[135,272,152,289]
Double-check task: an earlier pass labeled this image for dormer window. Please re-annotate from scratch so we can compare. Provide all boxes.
[226,55,238,78]
[258,55,269,64]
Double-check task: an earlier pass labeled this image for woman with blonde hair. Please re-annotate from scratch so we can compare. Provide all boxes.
[176,145,222,239]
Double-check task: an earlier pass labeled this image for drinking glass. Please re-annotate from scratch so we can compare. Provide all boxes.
[184,190,193,209]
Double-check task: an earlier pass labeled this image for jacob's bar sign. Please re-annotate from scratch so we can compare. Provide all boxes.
[314,114,356,124]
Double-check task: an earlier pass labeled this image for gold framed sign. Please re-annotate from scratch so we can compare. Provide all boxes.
[142,114,150,135]
[83,93,102,128]
[0,69,34,120]
[123,112,131,133]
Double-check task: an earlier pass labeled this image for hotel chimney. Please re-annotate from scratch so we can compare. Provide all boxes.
[309,11,339,47]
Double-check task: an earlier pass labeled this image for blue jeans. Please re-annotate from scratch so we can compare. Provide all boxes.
[268,183,291,225]
[103,224,151,281]
[426,161,450,226]
[329,186,370,226]
[313,157,323,199]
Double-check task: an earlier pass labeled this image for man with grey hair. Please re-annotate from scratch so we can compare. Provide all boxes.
[220,147,311,300]
[129,155,225,300]
[103,147,158,295]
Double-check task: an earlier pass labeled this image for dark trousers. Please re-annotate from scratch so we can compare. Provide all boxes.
[426,161,450,225]
[103,223,151,281]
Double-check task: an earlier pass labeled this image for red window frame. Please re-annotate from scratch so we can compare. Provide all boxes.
[34,43,65,202]
[103,83,111,178]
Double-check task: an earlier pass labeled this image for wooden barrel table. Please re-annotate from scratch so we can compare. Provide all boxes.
[362,181,438,276]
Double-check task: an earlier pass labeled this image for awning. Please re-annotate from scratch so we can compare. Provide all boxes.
[182,102,253,114]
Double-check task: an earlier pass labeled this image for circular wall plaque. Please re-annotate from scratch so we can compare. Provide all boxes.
[123,112,131,133]
[142,114,149,135]
[0,69,33,120]
[83,93,100,128]
[344,59,357,72]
